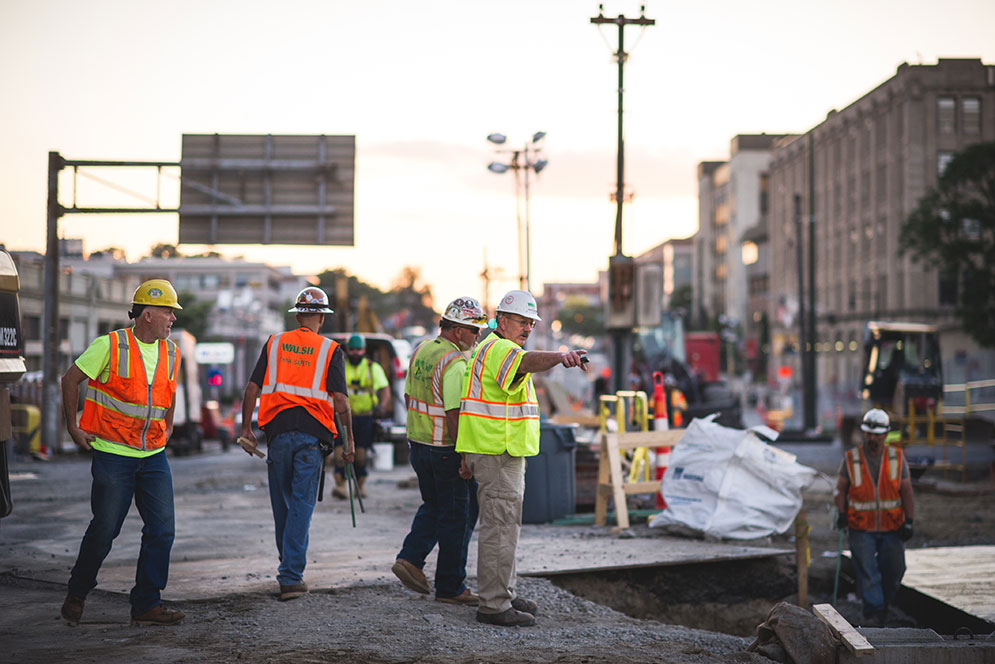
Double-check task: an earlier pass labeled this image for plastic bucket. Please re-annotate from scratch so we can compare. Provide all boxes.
[372,442,394,471]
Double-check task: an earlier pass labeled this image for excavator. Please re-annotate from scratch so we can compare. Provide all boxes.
[839,321,943,446]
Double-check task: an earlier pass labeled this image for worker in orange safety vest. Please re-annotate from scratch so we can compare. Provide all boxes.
[59,279,186,626]
[835,408,915,626]
[240,286,355,602]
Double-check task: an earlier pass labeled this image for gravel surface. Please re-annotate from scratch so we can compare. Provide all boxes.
[3,438,993,663]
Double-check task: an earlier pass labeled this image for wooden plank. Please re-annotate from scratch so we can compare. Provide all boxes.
[593,433,612,526]
[813,603,875,657]
[613,429,685,450]
[624,481,661,494]
[605,432,630,529]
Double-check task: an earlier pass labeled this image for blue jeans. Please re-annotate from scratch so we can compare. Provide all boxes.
[397,442,479,598]
[68,449,175,615]
[267,431,322,586]
[848,529,906,616]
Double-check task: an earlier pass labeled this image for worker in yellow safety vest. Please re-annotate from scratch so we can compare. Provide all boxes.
[59,279,186,626]
[392,296,488,605]
[332,334,391,498]
[456,289,588,627]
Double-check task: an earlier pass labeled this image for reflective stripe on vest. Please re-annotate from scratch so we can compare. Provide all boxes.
[455,332,540,457]
[257,329,338,433]
[79,328,178,452]
[405,338,464,445]
[845,445,905,531]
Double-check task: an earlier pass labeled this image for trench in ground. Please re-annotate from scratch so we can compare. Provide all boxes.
[546,556,995,638]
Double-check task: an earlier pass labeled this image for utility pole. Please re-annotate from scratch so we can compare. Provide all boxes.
[805,134,817,432]
[591,4,654,392]
[591,5,654,258]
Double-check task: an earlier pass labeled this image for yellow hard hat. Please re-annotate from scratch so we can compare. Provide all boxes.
[132,279,183,309]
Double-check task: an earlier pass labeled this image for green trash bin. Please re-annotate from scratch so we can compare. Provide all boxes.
[522,423,577,524]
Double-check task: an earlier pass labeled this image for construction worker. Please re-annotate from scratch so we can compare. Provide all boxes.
[664,373,688,427]
[456,290,588,627]
[392,296,488,605]
[59,279,186,626]
[835,408,915,626]
[332,334,391,498]
[239,286,354,601]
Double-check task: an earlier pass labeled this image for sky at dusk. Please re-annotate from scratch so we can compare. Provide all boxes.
[2,0,994,310]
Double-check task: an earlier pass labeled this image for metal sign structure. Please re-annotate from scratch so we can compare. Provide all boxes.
[178,134,355,246]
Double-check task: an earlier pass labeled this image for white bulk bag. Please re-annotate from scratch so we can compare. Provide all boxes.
[649,415,817,539]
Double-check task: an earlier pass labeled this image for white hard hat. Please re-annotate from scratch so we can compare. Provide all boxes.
[442,296,489,329]
[288,287,334,313]
[861,408,890,434]
[495,289,541,322]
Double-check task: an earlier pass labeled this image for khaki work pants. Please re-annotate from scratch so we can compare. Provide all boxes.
[463,451,526,614]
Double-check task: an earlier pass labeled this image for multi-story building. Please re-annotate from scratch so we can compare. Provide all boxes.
[636,237,693,312]
[114,256,309,388]
[767,59,995,420]
[696,134,788,369]
[11,250,138,375]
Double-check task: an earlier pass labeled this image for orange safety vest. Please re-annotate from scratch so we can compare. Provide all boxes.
[79,328,179,452]
[844,445,906,532]
[258,328,338,434]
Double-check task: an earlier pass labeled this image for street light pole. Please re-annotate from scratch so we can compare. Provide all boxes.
[487,133,548,294]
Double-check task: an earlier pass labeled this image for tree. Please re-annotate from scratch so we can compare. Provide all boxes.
[556,302,604,338]
[172,292,213,340]
[899,141,995,348]
[149,243,182,258]
[669,283,692,316]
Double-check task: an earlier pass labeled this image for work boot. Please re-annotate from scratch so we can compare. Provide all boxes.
[391,558,430,595]
[435,588,479,606]
[278,582,309,601]
[476,607,536,627]
[61,593,85,624]
[357,475,368,498]
[511,597,539,615]
[331,475,348,500]
[131,605,186,626]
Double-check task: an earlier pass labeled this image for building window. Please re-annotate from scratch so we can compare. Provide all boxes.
[742,241,759,266]
[962,97,981,134]
[938,152,954,176]
[937,97,956,135]
[938,270,958,306]
[22,315,41,341]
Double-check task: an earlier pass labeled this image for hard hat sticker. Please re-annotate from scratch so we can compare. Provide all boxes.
[149,288,163,298]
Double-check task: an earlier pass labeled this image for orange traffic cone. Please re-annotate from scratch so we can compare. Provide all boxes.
[651,372,669,508]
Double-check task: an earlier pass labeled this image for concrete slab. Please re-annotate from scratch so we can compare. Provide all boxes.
[518,533,793,576]
[904,546,995,624]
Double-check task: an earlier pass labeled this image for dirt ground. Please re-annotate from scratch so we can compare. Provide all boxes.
[2,439,993,663]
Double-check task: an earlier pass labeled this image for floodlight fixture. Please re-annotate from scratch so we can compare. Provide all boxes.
[487,133,507,145]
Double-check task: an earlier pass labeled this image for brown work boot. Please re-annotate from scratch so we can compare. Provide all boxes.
[435,588,479,606]
[331,475,348,500]
[511,597,539,615]
[131,605,185,626]
[61,593,85,624]
[476,607,536,627]
[357,475,368,498]
[391,558,430,595]
[278,582,309,601]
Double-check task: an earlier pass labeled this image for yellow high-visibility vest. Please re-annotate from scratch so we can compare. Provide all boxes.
[346,357,380,416]
[455,332,540,457]
[405,338,465,445]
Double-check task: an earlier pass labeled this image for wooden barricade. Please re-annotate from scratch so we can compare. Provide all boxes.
[594,428,685,530]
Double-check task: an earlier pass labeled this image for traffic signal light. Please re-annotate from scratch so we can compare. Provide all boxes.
[207,368,223,387]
